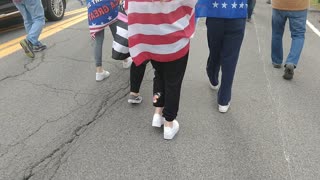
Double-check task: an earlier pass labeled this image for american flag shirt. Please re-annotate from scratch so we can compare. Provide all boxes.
[126,0,197,66]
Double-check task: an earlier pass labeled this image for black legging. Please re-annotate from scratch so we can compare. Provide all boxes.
[130,61,148,93]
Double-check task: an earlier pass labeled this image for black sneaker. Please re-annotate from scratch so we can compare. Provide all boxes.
[283,64,295,80]
[19,39,35,58]
[128,94,142,104]
[32,42,47,52]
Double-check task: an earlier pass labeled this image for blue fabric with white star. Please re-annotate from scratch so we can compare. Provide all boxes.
[86,0,119,36]
[196,0,248,18]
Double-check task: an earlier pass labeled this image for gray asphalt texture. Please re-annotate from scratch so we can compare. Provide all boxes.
[1,1,320,180]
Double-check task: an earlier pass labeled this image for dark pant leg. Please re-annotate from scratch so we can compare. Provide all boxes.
[130,61,147,93]
[218,18,246,105]
[271,9,287,65]
[206,18,224,86]
[162,53,189,122]
[151,61,165,107]
[247,0,256,19]
[286,10,307,66]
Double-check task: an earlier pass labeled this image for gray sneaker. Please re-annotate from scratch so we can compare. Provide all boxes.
[283,64,295,80]
[128,94,142,104]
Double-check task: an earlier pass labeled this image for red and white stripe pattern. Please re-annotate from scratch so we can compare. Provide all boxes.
[126,0,196,65]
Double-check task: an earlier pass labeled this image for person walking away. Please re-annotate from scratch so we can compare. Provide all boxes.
[126,0,196,139]
[13,0,47,58]
[196,0,247,113]
[86,0,130,81]
[271,0,308,80]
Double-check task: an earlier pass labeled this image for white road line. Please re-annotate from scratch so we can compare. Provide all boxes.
[307,20,320,37]
[253,17,294,180]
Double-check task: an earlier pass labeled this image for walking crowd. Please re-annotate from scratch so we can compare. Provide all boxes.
[14,0,309,140]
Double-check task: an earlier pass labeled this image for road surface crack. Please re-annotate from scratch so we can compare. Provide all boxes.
[22,81,130,180]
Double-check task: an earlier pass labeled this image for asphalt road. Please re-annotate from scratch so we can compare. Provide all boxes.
[1,1,320,180]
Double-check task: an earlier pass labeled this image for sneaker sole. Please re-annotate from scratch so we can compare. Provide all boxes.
[33,47,47,52]
[283,74,293,80]
[164,128,179,140]
[152,121,162,127]
[20,40,35,58]
[152,118,164,127]
[210,84,219,90]
[218,104,230,113]
[272,64,282,69]
[96,77,109,81]
[128,99,142,104]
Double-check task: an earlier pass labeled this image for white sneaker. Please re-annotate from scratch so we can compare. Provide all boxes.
[164,120,179,140]
[218,103,230,113]
[123,57,133,69]
[96,70,110,81]
[152,114,164,127]
[209,82,219,90]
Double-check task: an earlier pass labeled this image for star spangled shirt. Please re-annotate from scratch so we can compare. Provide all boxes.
[196,0,248,18]
[86,0,119,38]
[126,0,197,66]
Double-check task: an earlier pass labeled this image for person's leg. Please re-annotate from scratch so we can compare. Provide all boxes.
[151,60,165,127]
[130,61,147,94]
[162,52,189,123]
[206,18,224,87]
[218,18,246,107]
[13,2,32,34]
[272,9,287,66]
[160,53,189,139]
[286,10,307,66]
[94,29,110,81]
[128,61,147,104]
[14,1,35,58]
[247,0,254,19]
[24,0,45,46]
[282,10,307,80]
[94,29,104,71]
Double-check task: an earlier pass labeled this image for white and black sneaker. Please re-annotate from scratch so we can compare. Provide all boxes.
[128,94,142,104]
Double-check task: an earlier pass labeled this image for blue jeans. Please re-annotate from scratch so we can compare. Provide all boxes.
[13,0,45,46]
[206,18,246,106]
[271,9,307,67]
